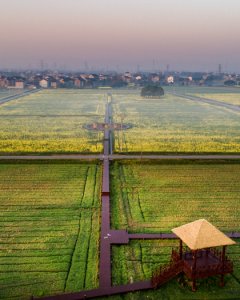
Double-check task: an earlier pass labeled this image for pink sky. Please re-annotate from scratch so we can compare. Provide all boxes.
[1,0,240,71]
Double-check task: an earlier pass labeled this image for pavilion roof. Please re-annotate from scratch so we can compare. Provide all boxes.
[172,219,236,250]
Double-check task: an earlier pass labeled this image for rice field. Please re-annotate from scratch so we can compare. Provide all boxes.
[111,160,240,233]
[0,90,106,154]
[112,90,240,153]
[0,162,101,299]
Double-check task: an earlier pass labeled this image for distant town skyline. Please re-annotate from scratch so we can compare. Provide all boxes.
[1,0,240,72]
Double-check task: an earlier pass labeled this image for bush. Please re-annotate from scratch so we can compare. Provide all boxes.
[141,85,164,98]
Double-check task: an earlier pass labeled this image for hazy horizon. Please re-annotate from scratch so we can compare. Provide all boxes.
[1,0,240,72]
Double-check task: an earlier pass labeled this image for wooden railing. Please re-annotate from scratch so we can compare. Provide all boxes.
[170,247,234,280]
[151,260,184,288]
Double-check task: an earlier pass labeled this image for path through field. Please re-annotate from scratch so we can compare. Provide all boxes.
[1,91,239,299]
[0,89,41,105]
[1,154,240,160]
[168,91,240,112]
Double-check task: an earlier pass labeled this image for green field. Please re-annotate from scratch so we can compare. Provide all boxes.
[0,162,101,299]
[0,90,106,154]
[112,90,240,153]
[108,239,240,300]
[111,160,240,233]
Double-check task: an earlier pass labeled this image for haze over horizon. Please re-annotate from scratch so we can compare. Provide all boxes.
[1,0,240,72]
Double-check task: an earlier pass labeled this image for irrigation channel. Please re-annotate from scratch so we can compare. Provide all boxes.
[30,94,240,300]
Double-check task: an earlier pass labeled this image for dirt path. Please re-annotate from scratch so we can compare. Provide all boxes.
[1,154,240,160]
[0,88,41,106]
[110,154,240,160]
[168,91,240,112]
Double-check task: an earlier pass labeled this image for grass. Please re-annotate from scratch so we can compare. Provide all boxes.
[112,90,240,153]
[111,160,240,233]
[0,89,106,154]
[106,239,240,300]
[0,162,101,299]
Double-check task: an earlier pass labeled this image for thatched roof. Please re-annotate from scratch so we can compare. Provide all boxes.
[172,219,236,250]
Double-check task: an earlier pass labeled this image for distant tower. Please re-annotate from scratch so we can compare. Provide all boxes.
[218,64,222,74]
[166,64,170,73]
[152,59,156,72]
[84,61,89,72]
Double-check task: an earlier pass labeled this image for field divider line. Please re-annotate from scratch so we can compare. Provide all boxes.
[64,168,89,291]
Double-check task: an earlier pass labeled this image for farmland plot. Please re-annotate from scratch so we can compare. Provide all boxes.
[111,161,240,233]
[112,91,240,153]
[0,90,106,154]
[0,162,101,299]
[109,240,240,300]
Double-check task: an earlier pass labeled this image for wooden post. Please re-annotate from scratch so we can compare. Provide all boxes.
[192,250,197,291]
[220,246,226,287]
[179,239,183,259]
[206,248,209,258]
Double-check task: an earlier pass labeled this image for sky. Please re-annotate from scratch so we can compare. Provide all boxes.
[0,0,240,72]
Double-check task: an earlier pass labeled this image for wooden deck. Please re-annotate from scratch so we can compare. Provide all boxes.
[172,248,233,279]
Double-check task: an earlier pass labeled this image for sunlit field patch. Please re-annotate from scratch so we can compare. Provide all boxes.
[112,90,240,153]
[111,160,240,233]
[1,88,239,154]
[0,90,106,154]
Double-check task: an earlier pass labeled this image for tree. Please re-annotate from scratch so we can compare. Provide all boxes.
[141,85,164,98]
[224,80,236,86]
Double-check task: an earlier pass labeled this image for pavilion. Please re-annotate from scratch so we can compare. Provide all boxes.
[152,219,236,291]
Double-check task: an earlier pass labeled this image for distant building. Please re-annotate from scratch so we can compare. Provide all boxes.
[74,78,84,88]
[122,72,132,83]
[15,81,25,89]
[51,81,57,89]
[166,76,174,84]
[151,74,160,83]
[99,74,107,81]
[0,77,8,88]
[39,79,49,88]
